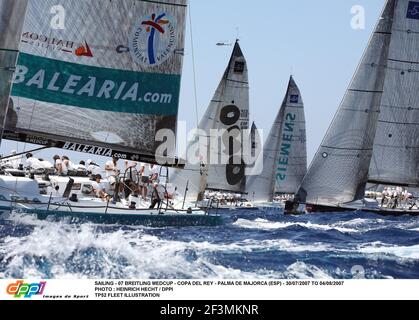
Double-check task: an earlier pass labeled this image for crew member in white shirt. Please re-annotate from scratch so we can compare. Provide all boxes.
[139,163,151,200]
[25,153,43,170]
[61,156,75,175]
[1,150,22,169]
[38,159,54,170]
[149,164,160,183]
[87,159,102,176]
[91,174,108,201]
[105,157,121,178]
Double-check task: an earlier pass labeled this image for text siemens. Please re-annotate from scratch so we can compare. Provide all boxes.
[277,113,296,182]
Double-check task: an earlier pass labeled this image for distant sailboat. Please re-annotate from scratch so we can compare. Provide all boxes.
[171,41,250,203]
[293,0,419,216]
[0,0,221,226]
[250,122,258,160]
[247,76,307,204]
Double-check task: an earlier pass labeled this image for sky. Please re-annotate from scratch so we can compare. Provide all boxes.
[0,0,385,165]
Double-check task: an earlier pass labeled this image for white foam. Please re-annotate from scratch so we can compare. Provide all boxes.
[359,242,419,260]
[234,218,358,233]
[284,262,332,279]
[0,217,337,279]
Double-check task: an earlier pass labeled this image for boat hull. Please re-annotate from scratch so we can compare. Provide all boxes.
[34,209,222,227]
[284,201,419,217]
[360,208,419,217]
[0,204,222,227]
[305,204,356,214]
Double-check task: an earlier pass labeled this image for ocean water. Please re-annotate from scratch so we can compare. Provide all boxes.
[1,209,419,279]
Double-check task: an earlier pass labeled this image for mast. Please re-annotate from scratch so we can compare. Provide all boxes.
[369,0,419,187]
[0,0,29,144]
[296,0,396,207]
[247,76,307,203]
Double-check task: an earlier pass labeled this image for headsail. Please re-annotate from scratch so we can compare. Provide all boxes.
[369,0,419,187]
[3,0,187,164]
[0,0,29,142]
[247,76,307,203]
[205,41,250,192]
[296,0,396,206]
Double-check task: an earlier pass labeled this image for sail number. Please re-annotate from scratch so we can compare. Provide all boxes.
[220,104,245,186]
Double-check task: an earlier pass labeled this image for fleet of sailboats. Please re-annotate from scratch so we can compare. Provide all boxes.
[0,0,417,225]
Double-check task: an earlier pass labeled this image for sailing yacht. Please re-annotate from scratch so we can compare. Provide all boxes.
[170,41,252,209]
[247,76,307,208]
[0,0,221,226]
[290,0,419,216]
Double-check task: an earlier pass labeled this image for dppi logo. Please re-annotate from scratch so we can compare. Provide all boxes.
[129,13,176,66]
[6,280,46,298]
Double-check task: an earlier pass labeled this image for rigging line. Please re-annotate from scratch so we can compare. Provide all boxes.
[188,1,199,128]
[0,146,50,161]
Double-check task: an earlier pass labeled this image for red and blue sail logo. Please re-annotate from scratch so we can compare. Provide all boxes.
[129,13,177,67]
[407,1,419,19]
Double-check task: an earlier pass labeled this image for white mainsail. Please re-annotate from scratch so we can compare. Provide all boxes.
[4,0,187,163]
[247,76,307,203]
[0,0,29,140]
[170,41,250,202]
[369,0,419,187]
[205,41,250,192]
[296,0,396,207]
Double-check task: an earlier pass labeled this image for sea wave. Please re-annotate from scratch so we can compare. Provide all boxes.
[233,218,358,233]
[1,210,419,279]
[359,242,419,260]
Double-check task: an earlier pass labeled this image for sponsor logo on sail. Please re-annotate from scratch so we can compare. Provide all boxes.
[12,53,179,115]
[75,42,94,57]
[6,280,47,298]
[63,142,113,157]
[129,13,176,66]
[21,32,93,58]
[277,113,297,183]
[290,95,299,104]
[407,1,419,19]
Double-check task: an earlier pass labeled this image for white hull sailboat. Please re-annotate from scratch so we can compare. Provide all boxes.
[0,173,221,227]
[288,0,419,217]
[0,0,221,227]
